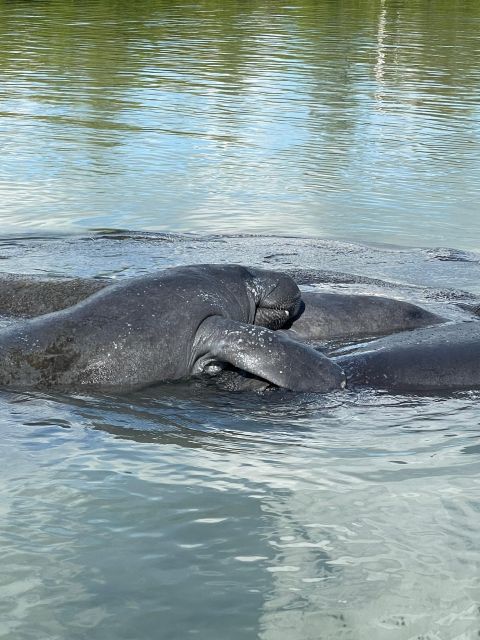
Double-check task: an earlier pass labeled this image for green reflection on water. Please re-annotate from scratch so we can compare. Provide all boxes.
[0,0,479,248]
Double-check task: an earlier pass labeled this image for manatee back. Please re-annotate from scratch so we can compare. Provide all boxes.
[334,321,480,391]
[0,265,256,390]
[288,292,444,341]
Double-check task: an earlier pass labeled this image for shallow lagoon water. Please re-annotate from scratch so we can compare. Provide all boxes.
[1,233,480,639]
[1,0,480,637]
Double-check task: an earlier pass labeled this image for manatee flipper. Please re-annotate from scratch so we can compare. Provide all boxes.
[196,317,345,392]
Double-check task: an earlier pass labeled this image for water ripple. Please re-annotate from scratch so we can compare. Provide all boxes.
[1,0,479,248]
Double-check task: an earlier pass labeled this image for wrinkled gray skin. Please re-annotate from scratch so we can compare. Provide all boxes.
[334,321,480,391]
[0,264,345,393]
[283,292,444,342]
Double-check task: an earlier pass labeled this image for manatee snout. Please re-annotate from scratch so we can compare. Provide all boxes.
[254,299,302,330]
[249,268,302,330]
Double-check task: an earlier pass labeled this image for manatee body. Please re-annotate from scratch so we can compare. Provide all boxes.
[0,274,445,342]
[0,264,344,393]
[284,292,444,342]
[334,321,480,392]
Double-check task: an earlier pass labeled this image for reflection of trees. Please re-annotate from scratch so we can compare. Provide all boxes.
[0,0,478,234]
[2,0,479,102]
[291,0,480,173]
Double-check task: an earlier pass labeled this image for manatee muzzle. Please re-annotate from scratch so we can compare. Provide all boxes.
[254,296,302,330]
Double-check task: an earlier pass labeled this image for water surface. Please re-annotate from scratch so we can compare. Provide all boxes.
[0,0,479,247]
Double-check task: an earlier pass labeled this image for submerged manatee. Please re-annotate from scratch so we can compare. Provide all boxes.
[0,264,344,393]
[333,321,480,392]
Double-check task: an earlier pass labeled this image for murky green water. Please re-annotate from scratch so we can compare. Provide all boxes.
[1,1,480,639]
[1,0,479,247]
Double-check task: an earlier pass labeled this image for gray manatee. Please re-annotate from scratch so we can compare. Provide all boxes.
[334,321,480,392]
[0,264,345,393]
[284,292,444,341]
[0,275,446,342]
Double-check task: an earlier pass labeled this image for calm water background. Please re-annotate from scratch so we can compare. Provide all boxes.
[1,1,480,639]
[0,0,479,247]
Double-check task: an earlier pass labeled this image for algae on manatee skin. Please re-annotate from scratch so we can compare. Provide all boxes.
[0,273,106,318]
[24,335,81,386]
[2,334,81,388]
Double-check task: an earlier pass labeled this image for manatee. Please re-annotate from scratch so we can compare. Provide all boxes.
[0,264,345,393]
[333,321,480,392]
[283,292,445,342]
[0,275,445,342]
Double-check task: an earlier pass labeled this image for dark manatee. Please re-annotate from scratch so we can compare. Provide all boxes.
[333,321,480,392]
[283,292,445,342]
[0,275,445,342]
[0,264,345,393]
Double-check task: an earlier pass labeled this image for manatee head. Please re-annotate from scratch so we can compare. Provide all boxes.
[246,267,302,330]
